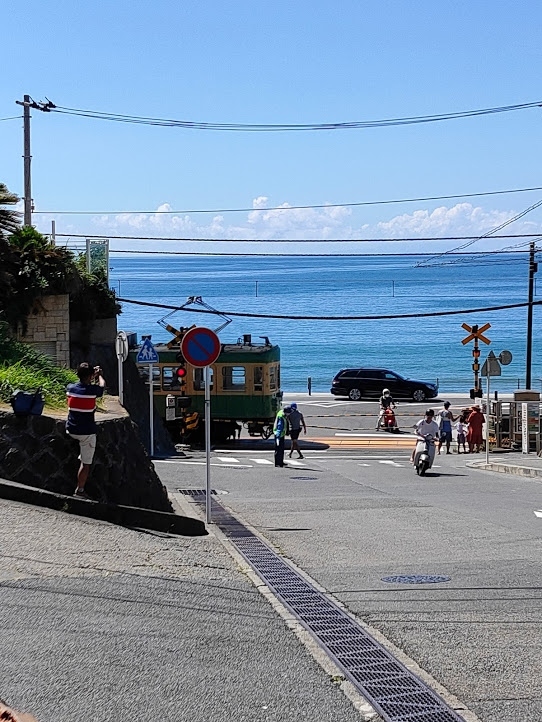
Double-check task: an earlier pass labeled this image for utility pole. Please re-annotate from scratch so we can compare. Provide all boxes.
[14,96,56,227]
[526,241,538,389]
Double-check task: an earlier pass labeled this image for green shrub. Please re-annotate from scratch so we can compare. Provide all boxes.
[0,323,76,408]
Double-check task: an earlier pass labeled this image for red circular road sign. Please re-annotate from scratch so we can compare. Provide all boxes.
[180,327,221,368]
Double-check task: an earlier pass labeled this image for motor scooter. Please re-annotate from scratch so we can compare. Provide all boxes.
[380,406,399,433]
[414,433,435,476]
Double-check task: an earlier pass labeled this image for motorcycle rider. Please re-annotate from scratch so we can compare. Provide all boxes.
[410,409,440,464]
[376,388,398,430]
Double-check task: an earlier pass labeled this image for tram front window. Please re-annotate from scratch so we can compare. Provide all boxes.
[139,365,161,389]
[254,366,263,391]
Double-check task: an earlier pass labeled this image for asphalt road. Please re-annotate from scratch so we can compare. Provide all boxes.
[156,414,542,722]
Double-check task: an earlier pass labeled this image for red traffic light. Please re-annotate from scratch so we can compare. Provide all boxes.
[175,366,187,379]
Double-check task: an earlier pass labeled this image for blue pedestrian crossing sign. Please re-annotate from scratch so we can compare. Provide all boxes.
[136,337,159,363]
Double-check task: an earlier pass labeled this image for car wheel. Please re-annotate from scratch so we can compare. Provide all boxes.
[412,388,426,402]
[348,387,362,401]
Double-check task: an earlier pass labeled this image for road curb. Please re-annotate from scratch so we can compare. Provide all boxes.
[0,477,207,536]
[468,461,542,479]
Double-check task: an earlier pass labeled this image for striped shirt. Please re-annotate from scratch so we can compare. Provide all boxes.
[66,382,105,435]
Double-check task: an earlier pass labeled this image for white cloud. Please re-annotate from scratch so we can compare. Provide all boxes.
[41,197,542,253]
[375,203,513,237]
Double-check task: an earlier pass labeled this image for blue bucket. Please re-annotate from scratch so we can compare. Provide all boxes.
[10,389,45,416]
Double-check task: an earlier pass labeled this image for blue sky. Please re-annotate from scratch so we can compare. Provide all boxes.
[2,0,542,253]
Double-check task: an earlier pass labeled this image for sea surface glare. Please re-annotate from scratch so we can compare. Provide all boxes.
[109,254,542,395]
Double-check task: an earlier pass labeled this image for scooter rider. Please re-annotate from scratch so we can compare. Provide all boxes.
[410,409,440,464]
[376,388,397,430]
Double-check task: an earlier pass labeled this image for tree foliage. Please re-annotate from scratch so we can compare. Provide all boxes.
[0,183,22,238]
[0,189,121,333]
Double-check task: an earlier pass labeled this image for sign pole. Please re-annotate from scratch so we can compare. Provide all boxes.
[117,351,124,406]
[149,363,154,457]
[205,365,212,523]
[485,371,490,465]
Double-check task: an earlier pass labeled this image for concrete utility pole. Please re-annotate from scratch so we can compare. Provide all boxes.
[526,241,538,389]
[14,96,56,226]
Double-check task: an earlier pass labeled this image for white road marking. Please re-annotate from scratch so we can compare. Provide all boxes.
[217,457,239,463]
[534,510,542,518]
[155,459,253,468]
[286,460,306,467]
[378,460,403,467]
[358,463,371,467]
[253,458,273,465]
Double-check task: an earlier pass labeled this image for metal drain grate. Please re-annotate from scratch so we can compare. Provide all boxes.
[199,497,465,722]
[177,488,219,496]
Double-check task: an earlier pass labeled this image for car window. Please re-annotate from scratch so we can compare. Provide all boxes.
[383,372,399,380]
[339,369,359,378]
[361,369,384,379]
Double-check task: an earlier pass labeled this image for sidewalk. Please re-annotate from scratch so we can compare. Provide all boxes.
[470,451,542,479]
[0,495,368,722]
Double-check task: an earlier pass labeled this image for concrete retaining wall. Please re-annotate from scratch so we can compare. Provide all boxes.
[0,410,172,512]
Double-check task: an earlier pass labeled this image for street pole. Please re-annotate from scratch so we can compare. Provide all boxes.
[526,242,537,389]
[21,95,32,226]
[149,363,154,456]
[205,365,212,524]
[14,96,56,228]
[485,372,490,465]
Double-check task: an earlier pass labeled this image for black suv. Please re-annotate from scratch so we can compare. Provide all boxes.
[330,368,438,402]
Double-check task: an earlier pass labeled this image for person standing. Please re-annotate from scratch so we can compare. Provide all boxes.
[467,405,485,453]
[66,363,106,498]
[437,401,457,454]
[287,402,307,459]
[455,411,469,454]
[273,406,289,467]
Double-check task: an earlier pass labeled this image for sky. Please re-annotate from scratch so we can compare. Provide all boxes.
[2,0,542,254]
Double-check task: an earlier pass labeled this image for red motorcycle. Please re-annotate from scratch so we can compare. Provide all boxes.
[380,406,399,433]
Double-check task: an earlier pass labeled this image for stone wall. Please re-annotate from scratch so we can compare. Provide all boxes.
[16,294,70,366]
[0,410,172,512]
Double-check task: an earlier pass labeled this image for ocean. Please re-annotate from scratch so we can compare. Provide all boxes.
[109,253,542,395]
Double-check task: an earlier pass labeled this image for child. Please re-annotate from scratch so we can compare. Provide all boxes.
[455,411,469,454]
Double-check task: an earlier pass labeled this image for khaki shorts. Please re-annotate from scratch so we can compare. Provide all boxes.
[67,433,97,465]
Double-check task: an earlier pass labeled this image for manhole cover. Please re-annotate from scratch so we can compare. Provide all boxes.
[381,575,451,585]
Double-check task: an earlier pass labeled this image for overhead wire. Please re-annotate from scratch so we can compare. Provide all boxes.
[50,100,542,132]
[55,232,541,243]
[31,185,542,215]
[116,296,542,321]
[415,199,542,267]
[0,115,22,122]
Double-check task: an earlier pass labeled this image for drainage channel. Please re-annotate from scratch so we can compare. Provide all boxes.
[200,497,466,722]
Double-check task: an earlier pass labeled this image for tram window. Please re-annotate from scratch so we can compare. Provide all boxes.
[139,365,161,389]
[162,366,180,391]
[194,367,213,391]
[254,366,263,391]
[222,366,246,391]
[269,365,277,390]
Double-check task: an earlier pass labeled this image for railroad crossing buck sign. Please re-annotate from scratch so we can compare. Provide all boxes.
[461,323,491,398]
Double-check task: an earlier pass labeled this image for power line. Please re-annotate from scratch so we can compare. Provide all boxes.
[31,184,542,215]
[56,232,542,243]
[416,199,542,267]
[116,296,542,321]
[0,115,22,122]
[50,99,542,132]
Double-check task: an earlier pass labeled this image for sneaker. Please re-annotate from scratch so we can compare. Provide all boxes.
[73,488,91,500]
[297,453,304,459]
[288,453,293,458]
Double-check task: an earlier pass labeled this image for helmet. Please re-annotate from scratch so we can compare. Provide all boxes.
[383,388,390,396]
[291,403,297,409]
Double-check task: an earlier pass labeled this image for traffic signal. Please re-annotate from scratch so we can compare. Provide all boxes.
[175,363,187,390]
